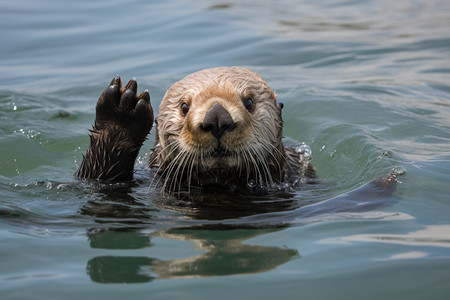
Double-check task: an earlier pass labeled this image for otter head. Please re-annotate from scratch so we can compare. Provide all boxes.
[151,67,285,191]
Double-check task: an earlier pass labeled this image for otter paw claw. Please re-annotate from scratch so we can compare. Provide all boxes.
[94,76,154,141]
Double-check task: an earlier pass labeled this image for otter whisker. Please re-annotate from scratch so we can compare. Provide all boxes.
[247,143,268,187]
[254,135,285,182]
[247,122,279,185]
[168,150,184,193]
[240,146,252,183]
[149,139,181,190]
[186,151,197,194]
[173,149,194,194]
[251,141,275,188]
[255,133,301,182]
[170,149,191,194]
[161,147,186,193]
[235,150,244,178]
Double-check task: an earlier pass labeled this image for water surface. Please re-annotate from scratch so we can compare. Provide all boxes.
[1,0,450,299]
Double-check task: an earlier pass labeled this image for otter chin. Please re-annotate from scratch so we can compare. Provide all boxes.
[76,66,315,193]
[148,67,313,192]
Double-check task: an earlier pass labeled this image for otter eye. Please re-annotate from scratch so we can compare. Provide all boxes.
[181,103,190,116]
[244,98,254,112]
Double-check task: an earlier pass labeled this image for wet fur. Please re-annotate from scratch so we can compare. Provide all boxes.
[76,67,314,192]
[75,76,153,182]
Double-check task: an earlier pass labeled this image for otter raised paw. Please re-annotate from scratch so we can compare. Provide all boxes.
[75,76,154,182]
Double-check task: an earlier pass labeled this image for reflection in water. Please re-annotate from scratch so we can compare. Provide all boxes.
[83,173,399,283]
[79,184,158,229]
[154,190,299,221]
[88,229,153,249]
[87,227,298,283]
[87,256,157,283]
[152,228,299,278]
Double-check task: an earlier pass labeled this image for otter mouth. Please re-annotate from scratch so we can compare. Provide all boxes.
[207,147,233,158]
[211,148,231,158]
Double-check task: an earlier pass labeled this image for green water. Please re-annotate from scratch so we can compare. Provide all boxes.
[1,0,450,299]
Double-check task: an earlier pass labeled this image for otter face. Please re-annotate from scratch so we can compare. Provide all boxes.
[152,67,285,190]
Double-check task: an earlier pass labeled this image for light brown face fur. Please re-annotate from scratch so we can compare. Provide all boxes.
[150,67,285,190]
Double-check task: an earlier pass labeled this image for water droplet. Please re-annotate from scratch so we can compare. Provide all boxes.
[247,179,256,189]
[295,143,312,160]
[392,166,406,176]
[383,151,392,158]
[56,184,67,190]
[330,149,336,158]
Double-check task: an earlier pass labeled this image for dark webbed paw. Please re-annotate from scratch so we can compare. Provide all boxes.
[75,76,154,182]
[95,76,153,142]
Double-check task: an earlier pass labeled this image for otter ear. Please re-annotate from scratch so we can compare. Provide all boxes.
[277,102,284,110]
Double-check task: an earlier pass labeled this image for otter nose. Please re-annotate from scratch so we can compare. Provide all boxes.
[201,103,235,139]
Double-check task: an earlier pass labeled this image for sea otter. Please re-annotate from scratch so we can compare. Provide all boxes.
[76,67,315,193]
